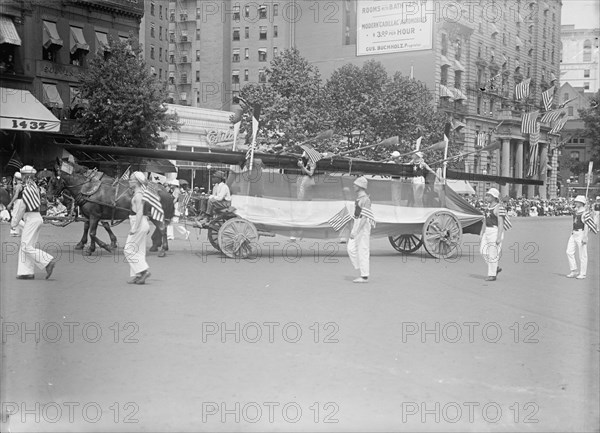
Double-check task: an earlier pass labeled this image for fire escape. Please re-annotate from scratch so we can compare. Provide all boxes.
[168,0,192,105]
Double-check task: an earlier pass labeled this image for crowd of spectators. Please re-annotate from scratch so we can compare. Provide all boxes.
[465,196,593,217]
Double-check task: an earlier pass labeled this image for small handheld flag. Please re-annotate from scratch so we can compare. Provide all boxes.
[142,183,164,223]
[328,207,351,231]
[300,145,323,165]
[583,211,598,234]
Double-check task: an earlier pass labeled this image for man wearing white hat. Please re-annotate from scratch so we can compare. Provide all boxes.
[480,187,506,281]
[347,176,375,283]
[125,171,151,284]
[15,166,56,280]
[566,195,589,279]
[7,171,24,236]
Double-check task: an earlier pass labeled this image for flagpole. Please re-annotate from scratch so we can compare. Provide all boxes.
[442,135,449,181]
[585,161,594,200]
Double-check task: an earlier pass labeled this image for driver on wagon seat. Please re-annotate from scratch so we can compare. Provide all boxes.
[198,170,231,222]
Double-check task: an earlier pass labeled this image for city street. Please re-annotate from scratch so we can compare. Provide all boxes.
[1,216,598,432]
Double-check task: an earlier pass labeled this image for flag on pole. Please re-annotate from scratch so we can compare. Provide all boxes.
[521,110,539,133]
[583,211,598,234]
[559,97,577,108]
[415,136,422,151]
[300,145,323,165]
[515,78,531,100]
[328,206,351,231]
[527,124,540,177]
[5,151,23,171]
[246,103,261,170]
[230,106,243,151]
[142,182,164,223]
[549,116,568,135]
[489,120,504,135]
[120,165,131,180]
[442,134,449,179]
[541,108,565,124]
[542,86,555,111]
[476,131,488,148]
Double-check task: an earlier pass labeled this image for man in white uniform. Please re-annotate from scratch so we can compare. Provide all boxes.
[347,176,375,283]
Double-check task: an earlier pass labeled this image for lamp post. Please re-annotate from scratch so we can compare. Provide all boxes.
[207,164,212,193]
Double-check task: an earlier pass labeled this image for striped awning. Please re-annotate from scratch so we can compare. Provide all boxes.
[439,84,454,99]
[42,83,64,109]
[95,31,110,52]
[0,15,21,46]
[43,21,63,49]
[454,59,465,71]
[70,26,89,54]
[0,87,61,132]
[440,55,452,66]
[452,88,468,101]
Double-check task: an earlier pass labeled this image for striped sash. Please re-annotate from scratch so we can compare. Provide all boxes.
[23,180,41,212]
[142,183,164,223]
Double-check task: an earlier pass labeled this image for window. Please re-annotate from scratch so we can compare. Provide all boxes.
[455,39,461,60]
[150,45,155,60]
[259,5,267,19]
[274,25,278,38]
[233,5,240,20]
[159,5,162,19]
[181,72,187,84]
[583,39,592,62]
[258,48,267,62]
[441,66,448,85]
[151,23,155,38]
[196,70,200,82]
[273,47,278,57]
[180,30,188,42]
[259,69,266,83]
[454,71,462,89]
[180,51,188,63]
[42,21,62,62]
[259,26,267,40]
[274,4,279,16]
[180,11,188,21]
[245,48,249,59]
[69,26,88,66]
[584,82,590,90]
[159,69,162,79]
[159,47,162,61]
[245,27,249,39]
[150,66,156,76]
[233,28,240,41]
[169,31,175,42]
[441,33,447,56]
[159,26,162,40]
[245,5,250,17]
[150,1,155,16]
[477,95,482,114]
[570,151,580,161]
[232,70,240,84]
[169,52,174,63]
[169,9,175,21]
[196,8,201,19]
[196,50,200,61]
[584,69,590,78]
[244,69,249,81]
[196,29,201,40]
[232,49,240,62]
[568,107,574,116]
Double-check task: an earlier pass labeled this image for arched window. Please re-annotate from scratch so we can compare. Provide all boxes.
[583,39,592,61]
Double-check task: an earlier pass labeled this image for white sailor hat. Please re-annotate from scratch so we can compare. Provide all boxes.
[20,165,36,174]
[573,195,586,205]
[486,188,500,198]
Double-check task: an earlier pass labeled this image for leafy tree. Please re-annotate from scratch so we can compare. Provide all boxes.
[578,90,600,167]
[238,48,326,150]
[75,37,178,148]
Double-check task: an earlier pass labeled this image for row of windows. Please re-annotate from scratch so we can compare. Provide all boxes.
[149,2,165,20]
[170,4,279,22]
[232,69,267,83]
[233,25,278,41]
[232,47,277,62]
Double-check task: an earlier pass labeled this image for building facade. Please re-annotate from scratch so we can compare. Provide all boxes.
[0,0,143,169]
[560,25,600,92]
[140,0,170,84]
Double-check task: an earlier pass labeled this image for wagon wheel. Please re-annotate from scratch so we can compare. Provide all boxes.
[422,211,462,259]
[218,217,259,259]
[388,234,423,254]
[206,217,227,251]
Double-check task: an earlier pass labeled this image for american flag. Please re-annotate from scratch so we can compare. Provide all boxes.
[142,183,164,223]
[527,124,540,177]
[179,191,192,213]
[120,166,131,180]
[328,206,351,231]
[541,86,555,111]
[549,117,568,135]
[515,78,531,100]
[559,97,577,108]
[541,108,565,124]
[246,103,261,170]
[583,211,598,234]
[498,206,512,230]
[5,151,23,171]
[360,207,377,228]
[300,145,323,165]
[23,179,41,211]
[476,131,488,148]
[521,111,539,134]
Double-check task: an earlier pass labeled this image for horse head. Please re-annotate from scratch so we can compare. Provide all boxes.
[46,175,66,201]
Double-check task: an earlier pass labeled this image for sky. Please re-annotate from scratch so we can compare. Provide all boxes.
[561,0,600,29]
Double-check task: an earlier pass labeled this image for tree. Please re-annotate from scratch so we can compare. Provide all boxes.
[578,90,600,167]
[75,37,178,148]
[238,48,326,150]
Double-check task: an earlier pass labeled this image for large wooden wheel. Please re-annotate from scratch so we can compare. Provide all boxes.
[218,217,259,259]
[388,234,423,254]
[422,211,462,259]
[206,218,226,251]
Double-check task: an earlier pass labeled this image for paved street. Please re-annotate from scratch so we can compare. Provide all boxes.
[1,216,598,432]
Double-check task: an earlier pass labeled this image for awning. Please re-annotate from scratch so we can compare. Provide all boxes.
[0,87,61,132]
[42,83,64,109]
[515,36,522,48]
[0,15,21,46]
[454,59,465,71]
[95,31,110,52]
[43,21,63,49]
[143,159,178,173]
[490,23,499,35]
[258,48,267,53]
[440,55,452,66]
[439,84,454,99]
[70,26,89,54]
[447,179,476,195]
[452,88,467,101]
[119,35,128,43]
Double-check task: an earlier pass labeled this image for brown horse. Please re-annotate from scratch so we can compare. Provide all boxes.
[47,164,174,257]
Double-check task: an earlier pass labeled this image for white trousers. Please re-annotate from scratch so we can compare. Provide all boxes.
[17,212,53,276]
[124,215,149,277]
[480,227,503,277]
[10,199,24,234]
[566,230,587,276]
[347,219,371,277]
